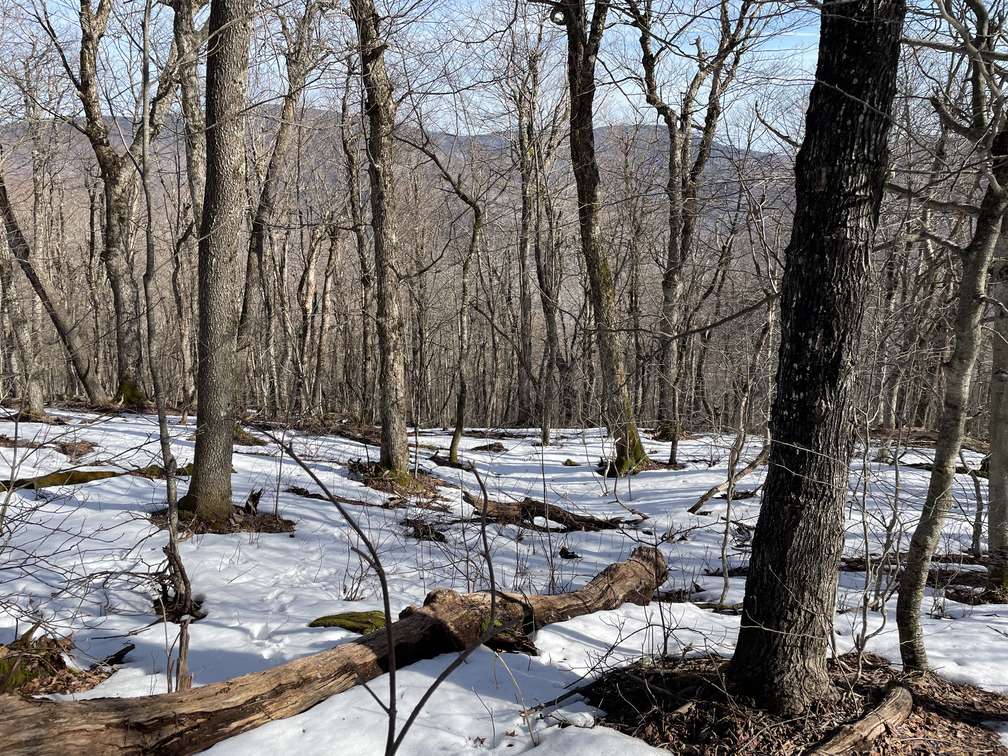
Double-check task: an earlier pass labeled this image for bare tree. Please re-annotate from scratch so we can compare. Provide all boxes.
[625,0,764,464]
[896,0,1008,669]
[237,0,326,409]
[0,170,108,406]
[186,0,254,521]
[0,203,46,419]
[727,0,905,714]
[350,0,409,476]
[37,0,181,403]
[546,0,647,474]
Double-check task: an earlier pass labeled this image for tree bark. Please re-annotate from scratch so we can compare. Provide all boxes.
[897,129,1008,668]
[351,0,409,476]
[556,0,647,474]
[991,248,1008,587]
[0,547,667,756]
[726,0,904,715]
[186,0,253,522]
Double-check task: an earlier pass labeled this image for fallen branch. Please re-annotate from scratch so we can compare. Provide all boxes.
[462,490,624,531]
[806,685,912,755]
[0,546,667,756]
[688,444,769,514]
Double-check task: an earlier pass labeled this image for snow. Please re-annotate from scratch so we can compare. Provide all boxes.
[1,412,1005,753]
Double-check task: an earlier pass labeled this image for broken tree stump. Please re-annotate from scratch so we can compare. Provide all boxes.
[807,685,913,755]
[0,546,667,756]
[463,490,624,531]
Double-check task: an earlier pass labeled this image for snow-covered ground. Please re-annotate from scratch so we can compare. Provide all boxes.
[1,411,1006,753]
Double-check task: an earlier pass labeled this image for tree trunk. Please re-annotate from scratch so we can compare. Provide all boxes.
[237,0,320,381]
[897,131,1008,668]
[171,0,207,226]
[991,250,1008,587]
[0,547,667,756]
[186,0,253,522]
[0,172,108,406]
[0,235,46,419]
[57,0,180,405]
[726,0,904,715]
[516,102,537,427]
[340,80,376,423]
[352,0,409,476]
[557,0,647,474]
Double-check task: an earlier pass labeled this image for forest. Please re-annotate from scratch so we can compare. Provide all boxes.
[1,0,1008,753]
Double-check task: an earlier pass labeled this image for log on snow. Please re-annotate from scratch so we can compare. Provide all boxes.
[688,444,770,514]
[807,685,913,755]
[0,546,667,756]
[463,490,625,531]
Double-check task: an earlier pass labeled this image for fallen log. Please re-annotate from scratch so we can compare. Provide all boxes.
[0,546,667,756]
[688,444,769,514]
[463,490,624,531]
[806,685,913,755]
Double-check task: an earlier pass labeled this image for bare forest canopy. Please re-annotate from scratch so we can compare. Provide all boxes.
[0,0,973,441]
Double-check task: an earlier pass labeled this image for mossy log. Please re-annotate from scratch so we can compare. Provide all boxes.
[1,463,194,492]
[0,546,667,756]
[462,490,624,532]
[308,611,386,633]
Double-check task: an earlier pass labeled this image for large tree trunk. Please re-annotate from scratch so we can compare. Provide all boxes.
[557,0,647,475]
[0,547,667,756]
[352,0,409,476]
[186,0,253,522]
[726,0,904,715]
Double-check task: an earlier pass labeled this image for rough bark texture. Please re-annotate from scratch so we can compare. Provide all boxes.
[557,0,647,474]
[0,547,667,756]
[897,129,1008,668]
[726,0,904,715]
[352,0,409,476]
[991,251,1008,587]
[187,0,252,522]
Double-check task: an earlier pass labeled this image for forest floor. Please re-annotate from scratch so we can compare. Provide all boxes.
[1,410,1007,754]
